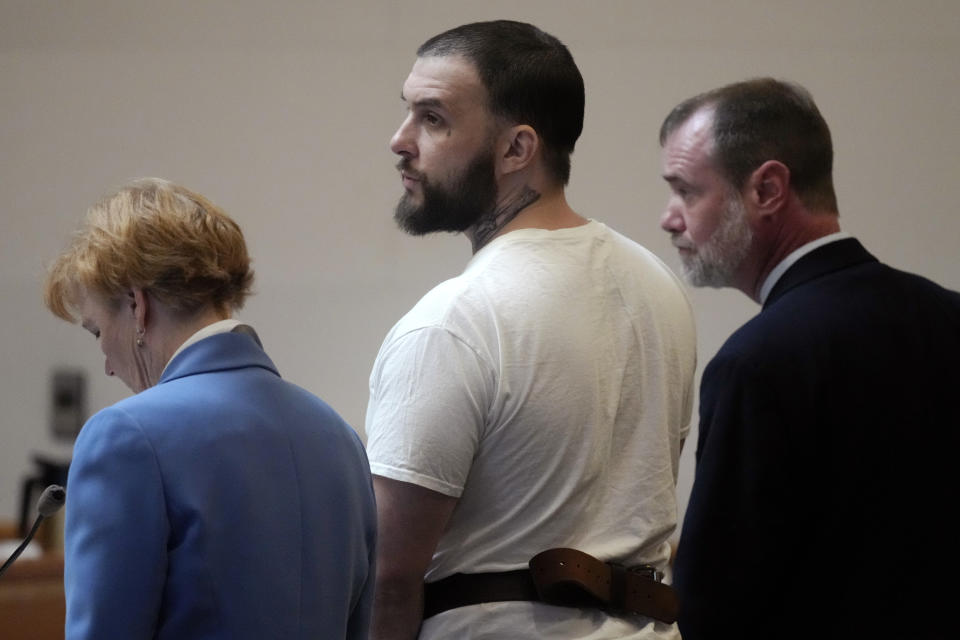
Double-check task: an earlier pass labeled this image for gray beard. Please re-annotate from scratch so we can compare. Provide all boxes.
[683,195,753,288]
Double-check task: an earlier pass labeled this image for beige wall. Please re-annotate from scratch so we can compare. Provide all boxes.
[2,0,958,526]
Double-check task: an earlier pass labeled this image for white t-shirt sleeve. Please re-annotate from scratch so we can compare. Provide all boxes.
[365,325,492,498]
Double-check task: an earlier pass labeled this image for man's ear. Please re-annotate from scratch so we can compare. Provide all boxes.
[746,160,791,219]
[498,124,539,176]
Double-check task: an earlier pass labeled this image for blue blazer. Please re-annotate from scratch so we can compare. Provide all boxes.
[674,239,960,638]
[64,330,377,639]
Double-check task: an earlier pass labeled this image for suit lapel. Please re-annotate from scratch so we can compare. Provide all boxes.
[230,323,263,348]
[160,331,278,384]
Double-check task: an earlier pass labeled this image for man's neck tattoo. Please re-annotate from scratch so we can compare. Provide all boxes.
[470,186,541,253]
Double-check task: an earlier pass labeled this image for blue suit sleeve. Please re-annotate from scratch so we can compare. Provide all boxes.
[64,406,169,640]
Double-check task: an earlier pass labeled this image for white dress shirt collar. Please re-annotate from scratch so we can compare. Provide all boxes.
[759,232,851,304]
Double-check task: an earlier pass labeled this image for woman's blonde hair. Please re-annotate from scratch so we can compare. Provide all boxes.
[44,178,254,322]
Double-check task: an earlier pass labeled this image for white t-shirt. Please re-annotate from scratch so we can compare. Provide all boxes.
[366,220,696,639]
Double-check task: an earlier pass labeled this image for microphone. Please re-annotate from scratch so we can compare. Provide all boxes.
[36,484,66,518]
[0,484,66,578]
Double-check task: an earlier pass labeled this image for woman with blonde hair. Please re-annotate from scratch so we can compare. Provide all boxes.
[45,178,376,639]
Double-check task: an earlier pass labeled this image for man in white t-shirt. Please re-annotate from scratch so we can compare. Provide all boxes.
[366,20,697,640]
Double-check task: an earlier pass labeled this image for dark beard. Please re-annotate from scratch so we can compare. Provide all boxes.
[394,150,497,236]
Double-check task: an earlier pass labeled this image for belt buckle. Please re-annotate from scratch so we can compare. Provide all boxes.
[626,564,663,583]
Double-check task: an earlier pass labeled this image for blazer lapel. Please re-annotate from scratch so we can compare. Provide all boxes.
[160,331,278,384]
[230,323,263,348]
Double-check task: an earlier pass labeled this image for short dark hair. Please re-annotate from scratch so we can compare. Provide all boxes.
[418,20,584,186]
[660,78,838,212]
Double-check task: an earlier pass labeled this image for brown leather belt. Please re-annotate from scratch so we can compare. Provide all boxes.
[422,548,679,623]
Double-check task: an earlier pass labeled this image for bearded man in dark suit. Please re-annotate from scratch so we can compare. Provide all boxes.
[659,78,960,639]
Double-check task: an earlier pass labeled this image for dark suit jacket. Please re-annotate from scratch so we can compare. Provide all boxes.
[674,239,960,638]
[64,330,377,639]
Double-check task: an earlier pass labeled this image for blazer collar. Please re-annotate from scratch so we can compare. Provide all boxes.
[763,238,877,309]
[159,330,278,384]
